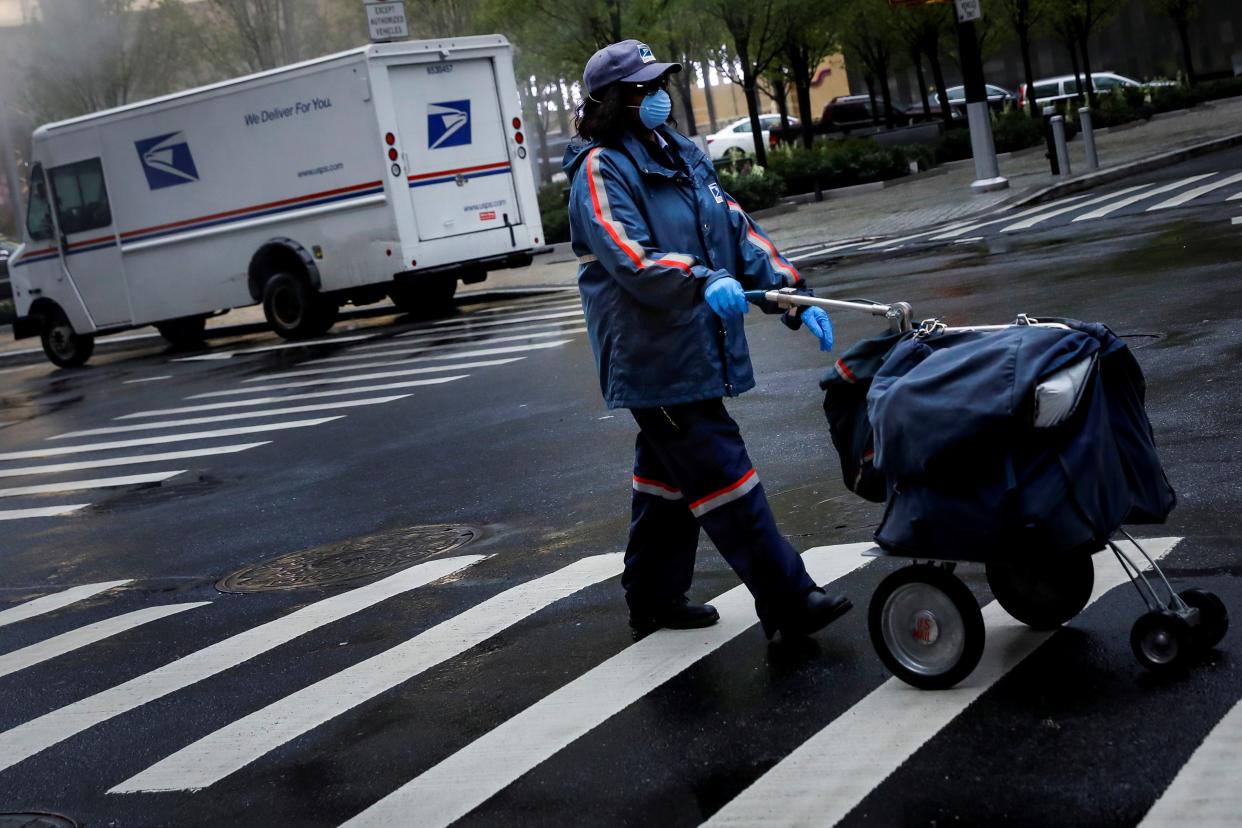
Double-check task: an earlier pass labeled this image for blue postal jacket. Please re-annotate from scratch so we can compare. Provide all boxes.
[564,127,807,409]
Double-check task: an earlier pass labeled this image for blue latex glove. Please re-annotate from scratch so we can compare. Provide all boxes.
[704,276,750,319]
[802,306,834,352]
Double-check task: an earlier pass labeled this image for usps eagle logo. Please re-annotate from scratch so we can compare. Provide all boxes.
[428,100,472,149]
[637,44,655,63]
[134,132,199,190]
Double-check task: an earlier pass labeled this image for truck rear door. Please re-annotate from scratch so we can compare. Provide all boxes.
[388,58,521,241]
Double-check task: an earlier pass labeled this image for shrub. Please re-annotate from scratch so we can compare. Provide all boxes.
[990,107,1045,153]
[1149,84,1203,114]
[766,138,910,196]
[537,182,570,244]
[1195,76,1242,102]
[1091,89,1145,128]
[934,128,972,163]
[0,300,14,326]
[717,165,785,212]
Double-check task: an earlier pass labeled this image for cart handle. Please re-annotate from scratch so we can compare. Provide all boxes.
[744,288,914,333]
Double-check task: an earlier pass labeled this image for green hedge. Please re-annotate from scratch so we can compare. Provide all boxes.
[717,166,785,212]
[537,182,570,245]
[766,139,911,197]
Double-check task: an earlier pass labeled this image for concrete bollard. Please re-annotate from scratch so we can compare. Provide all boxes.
[1042,106,1060,175]
[1051,115,1071,177]
[1079,107,1099,171]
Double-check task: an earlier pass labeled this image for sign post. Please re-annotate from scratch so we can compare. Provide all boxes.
[363,1,408,43]
[952,10,1008,192]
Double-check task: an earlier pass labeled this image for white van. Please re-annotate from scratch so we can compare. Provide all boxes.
[9,35,544,366]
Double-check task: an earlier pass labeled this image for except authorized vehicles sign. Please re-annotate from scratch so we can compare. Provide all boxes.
[955,0,982,22]
[364,1,408,42]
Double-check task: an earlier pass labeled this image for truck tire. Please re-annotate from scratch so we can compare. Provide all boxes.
[262,272,338,339]
[41,306,95,368]
[155,315,208,348]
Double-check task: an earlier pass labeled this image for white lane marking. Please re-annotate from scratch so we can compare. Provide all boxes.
[307,328,587,365]
[118,377,465,419]
[0,331,164,361]
[929,194,1095,240]
[0,471,184,498]
[858,220,977,250]
[1073,174,1217,222]
[953,236,985,244]
[173,333,380,362]
[0,505,91,520]
[1138,692,1242,826]
[346,318,585,355]
[52,397,409,440]
[0,443,269,479]
[0,580,133,628]
[1146,171,1242,210]
[339,542,875,828]
[123,376,172,385]
[0,555,485,774]
[417,309,583,333]
[427,303,582,328]
[1002,184,1154,232]
[249,341,570,382]
[786,241,872,262]
[111,554,624,794]
[0,418,341,461]
[187,359,522,398]
[703,537,1181,828]
[454,297,582,317]
[1233,216,1242,224]
[0,602,209,679]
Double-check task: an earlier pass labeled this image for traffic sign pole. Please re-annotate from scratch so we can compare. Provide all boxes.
[953,3,1008,193]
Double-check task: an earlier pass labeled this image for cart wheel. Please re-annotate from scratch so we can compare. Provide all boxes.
[1130,610,1194,674]
[868,564,985,690]
[985,555,1094,630]
[1179,589,1228,650]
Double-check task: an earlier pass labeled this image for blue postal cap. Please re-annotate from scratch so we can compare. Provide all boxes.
[583,39,681,99]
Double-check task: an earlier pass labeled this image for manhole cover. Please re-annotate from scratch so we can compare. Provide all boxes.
[217,524,478,593]
[0,815,76,828]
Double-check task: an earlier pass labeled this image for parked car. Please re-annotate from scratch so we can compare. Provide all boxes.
[0,238,16,302]
[819,95,914,133]
[945,84,1017,112]
[1017,72,1175,110]
[706,114,798,161]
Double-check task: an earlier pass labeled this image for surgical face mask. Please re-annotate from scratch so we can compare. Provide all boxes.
[633,89,672,129]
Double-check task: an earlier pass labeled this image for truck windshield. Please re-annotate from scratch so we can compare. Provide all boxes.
[49,158,112,235]
[26,165,54,242]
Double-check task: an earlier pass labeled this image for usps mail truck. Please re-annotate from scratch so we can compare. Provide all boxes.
[9,35,544,366]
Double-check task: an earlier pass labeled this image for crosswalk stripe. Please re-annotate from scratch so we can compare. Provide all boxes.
[1073,174,1217,222]
[338,542,875,828]
[122,376,172,384]
[428,305,582,329]
[173,333,381,362]
[0,470,184,498]
[1138,691,1242,825]
[0,580,133,628]
[0,443,269,479]
[0,418,342,461]
[0,505,91,520]
[454,296,581,318]
[417,309,583,333]
[110,554,624,794]
[248,341,572,382]
[786,241,871,262]
[186,358,523,398]
[928,195,1095,240]
[307,328,588,364]
[858,220,977,251]
[1002,184,1153,232]
[0,555,485,774]
[117,377,466,419]
[703,536,1181,827]
[1146,171,1242,210]
[52,397,410,440]
[345,319,584,355]
[0,602,210,679]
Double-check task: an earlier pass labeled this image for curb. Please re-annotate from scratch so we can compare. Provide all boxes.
[1013,130,1242,208]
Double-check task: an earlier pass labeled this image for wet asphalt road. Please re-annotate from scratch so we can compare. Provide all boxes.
[0,154,1240,827]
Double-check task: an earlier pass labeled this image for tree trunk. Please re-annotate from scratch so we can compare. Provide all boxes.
[703,58,720,133]
[1078,29,1095,108]
[878,67,895,129]
[555,79,571,135]
[1177,20,1197,84]
[743,73,768,166]
[789,51,816,148]
[864,75,880,126]
[1019,28,1038,114]
[925,44,954,128]
[912,48,930,116]
[1066,34,1083,109]
[773,77,791,131]
[609,0,622,43]
[674,57,698,135]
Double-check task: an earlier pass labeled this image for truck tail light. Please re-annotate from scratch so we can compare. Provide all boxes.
[514,131,524,144]
[388,148,398,161]
[512,117,521,129]
[385,132,396,145]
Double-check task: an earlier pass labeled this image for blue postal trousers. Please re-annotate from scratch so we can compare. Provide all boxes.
[624,399,816,632]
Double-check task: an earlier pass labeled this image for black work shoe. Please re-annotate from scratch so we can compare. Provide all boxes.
[629,597,720,638]
[769,587,852,641]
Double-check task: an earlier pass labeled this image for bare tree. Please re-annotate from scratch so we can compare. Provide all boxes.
[1149,0,1201,83]
[997,0,1047,113]
[891,2,954,127]
[782,4,839,148]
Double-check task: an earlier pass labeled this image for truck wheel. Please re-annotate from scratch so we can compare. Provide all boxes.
[262,272,338,339]
[155,315,208,348]
[41,307,95,368]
